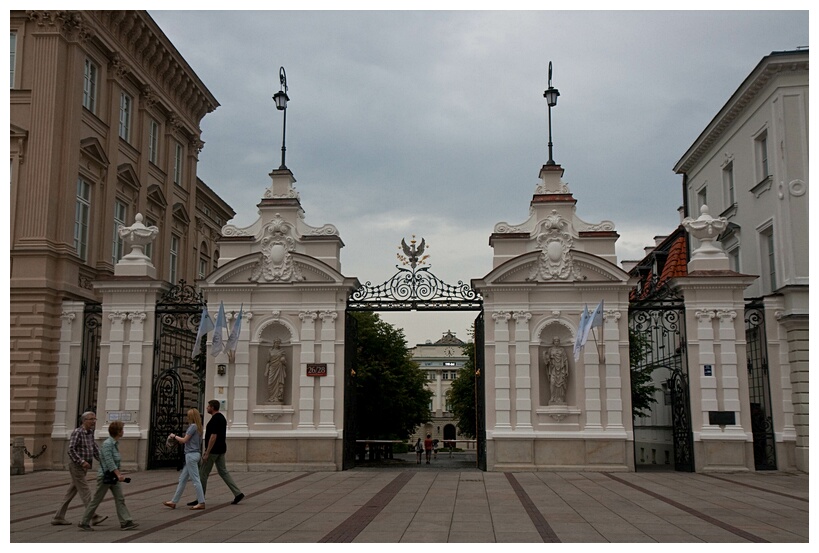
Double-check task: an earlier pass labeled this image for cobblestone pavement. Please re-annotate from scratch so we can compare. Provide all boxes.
[9,458,809,544]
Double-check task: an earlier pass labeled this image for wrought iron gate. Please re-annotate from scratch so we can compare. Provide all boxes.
[344,236,484,469]
[76,302,102,427]
[745,301,776,470]
[629,284,693,472]
[342,312,358,470]
[147,281,207,470]
[474,311,486,471]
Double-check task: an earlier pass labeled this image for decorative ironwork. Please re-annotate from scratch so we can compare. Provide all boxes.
[348,237,482,311]
[342,312,358,470]
[629,286,693,472]
[148,280,206,469]
[668,369,695,472]
[76,303,102,426]
[474,312,487,471]
[745,301,777,470]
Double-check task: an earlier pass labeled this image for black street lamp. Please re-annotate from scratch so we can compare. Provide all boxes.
[543,61,560,166]
[272,66,290,170]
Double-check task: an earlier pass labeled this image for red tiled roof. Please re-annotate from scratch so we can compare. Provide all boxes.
[656,234,688,287]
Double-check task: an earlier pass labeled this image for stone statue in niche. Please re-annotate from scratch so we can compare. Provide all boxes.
[264,338,287,404]
[544,337,568,405]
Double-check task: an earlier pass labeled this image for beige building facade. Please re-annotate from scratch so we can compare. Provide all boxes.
[409,331,470,448]
[10,10,233,468]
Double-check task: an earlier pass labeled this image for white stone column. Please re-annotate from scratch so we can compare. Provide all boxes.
[716,310,741,416]
[603,310,624,430]
[318,310,337,429]
[582,315,602,430]
[492,311,512,430]
[512,311,533,431]
[297,311,317,429]
[124,312,146,418]
[227,311,252,431]
[104,311,128,413]
[53,304,82,437]
[695,309,718,430]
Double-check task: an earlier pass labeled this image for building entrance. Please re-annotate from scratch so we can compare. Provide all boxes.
[344,237,485,470]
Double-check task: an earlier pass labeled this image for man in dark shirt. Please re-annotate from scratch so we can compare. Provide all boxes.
[189,400,244,506]
[52,412,108,526]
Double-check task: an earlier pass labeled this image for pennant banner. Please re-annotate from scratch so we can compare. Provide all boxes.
[192,306,215,359]
[211,301,227,356]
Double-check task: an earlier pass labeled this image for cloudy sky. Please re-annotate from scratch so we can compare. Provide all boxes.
[149,8,808,346]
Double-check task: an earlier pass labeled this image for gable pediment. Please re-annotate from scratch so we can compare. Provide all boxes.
[147,184,168,209]
[478,250,632,286]
[117,163,141,192]
[172,202,190,224]
[80,137,110,169]
[206,252,346,286]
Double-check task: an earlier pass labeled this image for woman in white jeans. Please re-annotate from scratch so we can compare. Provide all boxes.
[163,408,206,510]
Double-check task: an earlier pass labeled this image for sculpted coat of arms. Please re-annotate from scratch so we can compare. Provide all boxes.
[528,211,580,281]
[250,215,304,282]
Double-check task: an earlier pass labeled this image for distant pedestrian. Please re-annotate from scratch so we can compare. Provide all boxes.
[163,408,206,510]
[188,400,244,506]
[424,434,433,464]
[52,412,108,527]
[414,438,423,464]
[433,438,439,459]
[78,420,139,531]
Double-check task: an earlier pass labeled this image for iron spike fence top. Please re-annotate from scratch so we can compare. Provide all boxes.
[348,237,482,311]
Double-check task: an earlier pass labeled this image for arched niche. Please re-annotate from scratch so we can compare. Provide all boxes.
[536,321,575,408]
[255,319,296,407]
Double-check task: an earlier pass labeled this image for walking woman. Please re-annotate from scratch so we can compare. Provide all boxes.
[414,438,423,464]
[163,408,206,510]
[78,420,139,531]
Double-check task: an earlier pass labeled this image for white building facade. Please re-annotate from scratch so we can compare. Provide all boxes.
[673,49,808,472]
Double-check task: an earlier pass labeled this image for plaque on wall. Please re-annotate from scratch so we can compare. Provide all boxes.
[306,363,327,377]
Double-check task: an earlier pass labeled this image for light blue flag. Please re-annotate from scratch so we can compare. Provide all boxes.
[573,305,590,361]
[192,305,215,358]
[226,304,243,352]
[581,300,604,347]
[211,302,227,356]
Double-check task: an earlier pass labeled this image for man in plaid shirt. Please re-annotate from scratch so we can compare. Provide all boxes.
[52,412,108,526]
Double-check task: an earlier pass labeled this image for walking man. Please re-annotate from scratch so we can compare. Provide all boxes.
[188,400,244,506]
[52,412,108,526]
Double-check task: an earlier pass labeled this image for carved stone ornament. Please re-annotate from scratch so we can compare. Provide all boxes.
[249,214,304,282]
[528,211,580,281]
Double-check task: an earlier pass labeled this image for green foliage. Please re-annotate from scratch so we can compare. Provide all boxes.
[350,312,432,440]
[446,341,477,439]
[629,328,658,418]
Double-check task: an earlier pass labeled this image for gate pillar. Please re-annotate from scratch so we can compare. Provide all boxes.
[90,215,168,470]
[675,207,756,472]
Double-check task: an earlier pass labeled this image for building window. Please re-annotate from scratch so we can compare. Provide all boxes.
[760,228,776,292]
[198,242,209,279]
[756,131,769,182]
[10,32,17,88]
[727,245,740,272]
[442,372,449,381]
[723,161,735,206]
[83,58,97,113]
[427,371,436,382]
[173,142,183,185]
[112,200,127,264]
[119,92,132,141]
[148,119,159,164]
[169,234,180,284]
[696,186,707,214]
[213,249,219,271]
[74,178,91,261]
[144,216,156,260]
